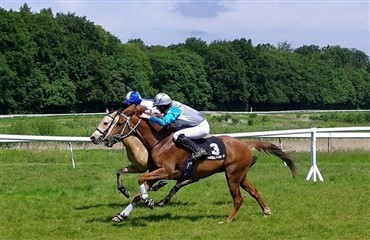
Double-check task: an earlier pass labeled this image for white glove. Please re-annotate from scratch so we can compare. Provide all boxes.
[139,113,151,119]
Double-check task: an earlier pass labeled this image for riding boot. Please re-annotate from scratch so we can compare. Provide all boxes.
[175,134,207,160]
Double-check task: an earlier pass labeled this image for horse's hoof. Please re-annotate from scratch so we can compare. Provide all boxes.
[151,180,168,191]
[144,198,154,209]
[263,207,271,215]
[112,213,125,222]
[155,197,170,207]
[118,188,130,198]
[155,201,165,207]
[123,190,130,198]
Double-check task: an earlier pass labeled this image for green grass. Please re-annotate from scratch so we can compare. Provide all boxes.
[0,112,369,239]
[1,150,369,240]
[1,111,369,136]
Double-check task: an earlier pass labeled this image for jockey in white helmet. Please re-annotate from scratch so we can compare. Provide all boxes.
[140,92,209,160]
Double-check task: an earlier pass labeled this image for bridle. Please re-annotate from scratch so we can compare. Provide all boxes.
[104,107,162,150]
[95,114,115,137]
[112,113,142,142]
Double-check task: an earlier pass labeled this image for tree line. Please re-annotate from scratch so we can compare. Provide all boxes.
[1,4,369,114]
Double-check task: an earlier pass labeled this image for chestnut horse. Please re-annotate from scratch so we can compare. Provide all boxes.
[104,104,297,223]
[90,109,167,198]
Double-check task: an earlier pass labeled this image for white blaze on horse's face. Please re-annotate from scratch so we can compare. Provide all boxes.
[90,110,118,144]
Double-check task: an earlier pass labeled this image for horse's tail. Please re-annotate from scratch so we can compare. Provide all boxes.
[246,140,297,178]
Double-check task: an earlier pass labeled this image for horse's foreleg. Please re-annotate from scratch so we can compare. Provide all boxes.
[138,168,170,209]
[112,193,141,222]
[240,177,271,215]
[156,179,196,206]
[116,165,144,198]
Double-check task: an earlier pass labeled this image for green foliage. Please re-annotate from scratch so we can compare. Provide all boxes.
[209,113,242,124]
[148,48,212,109]
[0,7,369,114]
[205,41,250,111]
[310,112,370,123]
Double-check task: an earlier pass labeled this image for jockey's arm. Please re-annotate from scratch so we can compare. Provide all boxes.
[148,107,181,127]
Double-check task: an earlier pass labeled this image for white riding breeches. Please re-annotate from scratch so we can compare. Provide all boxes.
[173,119,210,141]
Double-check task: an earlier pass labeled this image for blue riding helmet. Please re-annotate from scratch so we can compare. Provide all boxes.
[124,91,142,105]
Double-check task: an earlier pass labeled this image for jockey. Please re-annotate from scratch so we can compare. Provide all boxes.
[139,92,209,160]
[124,91,160,115]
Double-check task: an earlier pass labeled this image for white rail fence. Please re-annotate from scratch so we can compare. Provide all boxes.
[1,126,370,182]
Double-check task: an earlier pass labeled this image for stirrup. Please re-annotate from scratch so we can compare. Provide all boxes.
[193,148,207,159]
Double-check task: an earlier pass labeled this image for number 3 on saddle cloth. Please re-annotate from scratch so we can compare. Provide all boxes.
[182,136,227,179]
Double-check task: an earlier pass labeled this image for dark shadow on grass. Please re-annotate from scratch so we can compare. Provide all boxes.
[75,200,195,211]
[75,202,123,210]
[81,200,237,225]
[86,212,226,227]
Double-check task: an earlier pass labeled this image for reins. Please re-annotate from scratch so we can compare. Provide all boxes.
[113,112,162,151]
[115,113,142,141]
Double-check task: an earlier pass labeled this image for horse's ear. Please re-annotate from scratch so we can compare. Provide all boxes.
[105,107,110,114]
[118,115,125,124]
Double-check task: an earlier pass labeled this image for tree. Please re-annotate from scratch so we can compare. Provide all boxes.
[205,41,249,111]
[148,48,212,109]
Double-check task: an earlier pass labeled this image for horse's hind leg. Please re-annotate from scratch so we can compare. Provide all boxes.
[156,179,196,206]
[225,179,244,223]
[240,177,271,215]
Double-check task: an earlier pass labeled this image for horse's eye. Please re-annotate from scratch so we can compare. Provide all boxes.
[103,122,108,125]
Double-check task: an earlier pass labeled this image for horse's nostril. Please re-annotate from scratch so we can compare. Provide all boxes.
[90,136,95,141]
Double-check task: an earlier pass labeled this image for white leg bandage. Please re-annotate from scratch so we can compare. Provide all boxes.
[121,203,136,217]
[139,184,148,200]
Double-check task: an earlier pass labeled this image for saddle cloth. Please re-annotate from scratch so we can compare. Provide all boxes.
[194,136,227,160]
[181,136,226,180]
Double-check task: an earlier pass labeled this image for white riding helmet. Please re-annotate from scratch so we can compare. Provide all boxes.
[153,92,172,106]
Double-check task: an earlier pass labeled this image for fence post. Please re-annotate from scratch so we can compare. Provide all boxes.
[68,142,76,168]
[306,127,324,182]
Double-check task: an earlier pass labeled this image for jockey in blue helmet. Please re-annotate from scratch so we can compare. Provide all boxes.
[124,91,142,105]
[124,91,161,116]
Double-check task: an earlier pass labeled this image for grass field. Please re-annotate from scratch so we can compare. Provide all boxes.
[1,149,369,240]
[1,111,369,239]
[1,111,369,136]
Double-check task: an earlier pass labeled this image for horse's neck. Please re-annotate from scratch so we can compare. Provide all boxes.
[121,136,141,148]
[121,136,148,170]
[137,120,172,151]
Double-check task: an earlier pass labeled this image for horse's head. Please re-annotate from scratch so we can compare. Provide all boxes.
[90,108,119,145]
[103,104,147,147]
